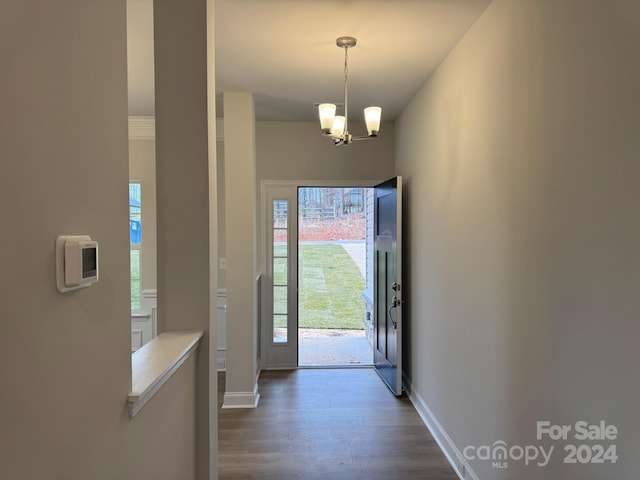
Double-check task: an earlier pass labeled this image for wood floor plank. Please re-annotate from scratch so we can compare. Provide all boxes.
[218,368,458,480]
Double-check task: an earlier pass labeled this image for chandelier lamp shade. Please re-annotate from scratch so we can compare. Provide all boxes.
[318,36,382,146]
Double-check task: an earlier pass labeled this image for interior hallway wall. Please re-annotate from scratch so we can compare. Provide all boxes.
[256,121,395,183]
[154,0,213,476]
[0,2,200,479]
[395,1,640,479]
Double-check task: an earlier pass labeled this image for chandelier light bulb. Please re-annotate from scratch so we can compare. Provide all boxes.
[331,116,346,138]
[364,106,382,136]
[318,103,337,134]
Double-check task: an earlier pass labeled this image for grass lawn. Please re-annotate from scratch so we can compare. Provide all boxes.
[295,243,365,329]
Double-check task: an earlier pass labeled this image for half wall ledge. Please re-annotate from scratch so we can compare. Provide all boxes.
[128,330,204,417]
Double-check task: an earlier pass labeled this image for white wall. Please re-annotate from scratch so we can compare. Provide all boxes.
[154,0,213,476]
[0,2,200,479]
[396,1,640,479]
[126,0,155,116]
[256,121,395,182]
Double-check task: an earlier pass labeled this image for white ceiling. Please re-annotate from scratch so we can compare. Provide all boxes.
[127,0,491,122]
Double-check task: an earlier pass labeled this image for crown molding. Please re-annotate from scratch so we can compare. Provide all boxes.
[128,116,155,140]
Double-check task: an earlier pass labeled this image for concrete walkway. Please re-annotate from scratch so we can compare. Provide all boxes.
[340,241,366,277]
[298,328,372,366]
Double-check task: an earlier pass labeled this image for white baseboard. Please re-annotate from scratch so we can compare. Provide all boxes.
[407,386,479,480]
[221,383,260,409]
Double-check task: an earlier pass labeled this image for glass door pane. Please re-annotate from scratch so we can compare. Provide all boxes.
[272,199,288,343]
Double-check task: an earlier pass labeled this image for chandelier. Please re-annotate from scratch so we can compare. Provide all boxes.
[318,36,381,146]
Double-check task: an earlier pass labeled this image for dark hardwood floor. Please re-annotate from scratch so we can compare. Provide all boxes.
[218,368,459,479]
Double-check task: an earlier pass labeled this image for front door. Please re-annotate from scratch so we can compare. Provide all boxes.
[373,176,403,395]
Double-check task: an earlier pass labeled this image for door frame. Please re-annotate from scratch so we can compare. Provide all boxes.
[259,179,381,370]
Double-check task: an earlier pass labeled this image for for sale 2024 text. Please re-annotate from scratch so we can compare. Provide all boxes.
[537,421,618,465]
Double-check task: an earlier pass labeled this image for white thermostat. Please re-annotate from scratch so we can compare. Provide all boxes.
[56,235,99,293]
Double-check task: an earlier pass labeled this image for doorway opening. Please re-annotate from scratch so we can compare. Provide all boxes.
[297,187,374,366]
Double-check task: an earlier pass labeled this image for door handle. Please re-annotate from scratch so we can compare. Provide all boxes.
[387,295,398,329]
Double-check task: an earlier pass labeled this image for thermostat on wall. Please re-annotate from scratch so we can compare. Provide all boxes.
[56,235,99,293]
